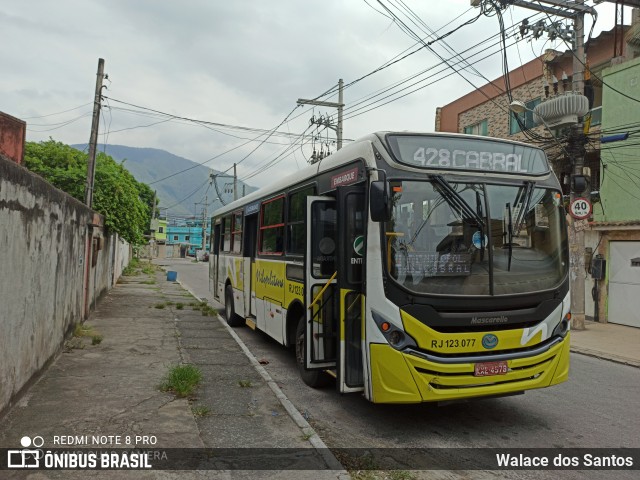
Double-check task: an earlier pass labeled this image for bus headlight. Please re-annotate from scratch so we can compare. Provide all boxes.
[372,310,417,351]
[552,312,571,338]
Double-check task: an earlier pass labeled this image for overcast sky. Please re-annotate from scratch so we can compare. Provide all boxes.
[2,0,625,188]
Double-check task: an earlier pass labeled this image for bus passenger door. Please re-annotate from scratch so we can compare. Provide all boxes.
[212,222,221,299]
[305,197,337,370]
[243,213,258,316]
[336,186,365,393]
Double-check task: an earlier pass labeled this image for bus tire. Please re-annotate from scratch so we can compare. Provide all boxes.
[225,285,243,327]
[295,316,331,388]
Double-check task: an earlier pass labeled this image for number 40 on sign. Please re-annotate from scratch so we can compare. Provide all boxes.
[570,197,592,220]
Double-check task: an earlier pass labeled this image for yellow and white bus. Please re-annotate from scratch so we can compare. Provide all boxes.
[210,132,571,403]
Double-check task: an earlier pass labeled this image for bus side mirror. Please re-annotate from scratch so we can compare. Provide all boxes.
[370,180,392,222]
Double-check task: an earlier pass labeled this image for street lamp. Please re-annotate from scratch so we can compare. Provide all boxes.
[508,100,569,157]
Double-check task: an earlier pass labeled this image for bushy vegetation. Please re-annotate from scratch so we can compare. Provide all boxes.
[24,139,156,244]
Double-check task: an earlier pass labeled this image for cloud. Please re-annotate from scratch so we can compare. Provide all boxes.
[2,0,623,189]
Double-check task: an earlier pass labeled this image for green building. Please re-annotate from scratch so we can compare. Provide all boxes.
[588,54,640,328]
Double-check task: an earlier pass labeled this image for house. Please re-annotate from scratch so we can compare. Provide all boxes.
[0,111,26,165]
[166,218,209,257]
[435,11,640,326]
[592,52,640,328]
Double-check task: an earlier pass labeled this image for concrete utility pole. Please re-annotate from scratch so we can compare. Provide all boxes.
[494,0,592,329]
[297,78,344,150]
[569,0,587,330]
[85,58,105,208]
[201,194,208,252]
[233,163,238,201]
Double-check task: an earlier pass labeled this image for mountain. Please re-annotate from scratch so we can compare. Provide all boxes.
[72,144,257,217]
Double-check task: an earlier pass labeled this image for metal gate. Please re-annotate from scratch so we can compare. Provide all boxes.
[608,241,640,328]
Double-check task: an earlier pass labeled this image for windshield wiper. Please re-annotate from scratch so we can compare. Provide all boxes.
[476,190,485,260]
[431,175,485,228]
[514,181,535,237]
[506,202,513,271]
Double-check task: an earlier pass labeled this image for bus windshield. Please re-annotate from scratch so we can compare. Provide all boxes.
[386,179,568,296]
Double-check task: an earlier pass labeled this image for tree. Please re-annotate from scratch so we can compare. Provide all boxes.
[25,139,155,245]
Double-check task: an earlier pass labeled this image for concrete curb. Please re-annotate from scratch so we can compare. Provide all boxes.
[216,313,347,474]
[175,274,348,475]
[570,347,640,368]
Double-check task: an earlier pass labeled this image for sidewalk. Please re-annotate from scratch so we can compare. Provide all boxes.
[0,266,347,479]
[570,320,640,368]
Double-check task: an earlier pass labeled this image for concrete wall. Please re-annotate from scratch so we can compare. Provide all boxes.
[0,155,129,413]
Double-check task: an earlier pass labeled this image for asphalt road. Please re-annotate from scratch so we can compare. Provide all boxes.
[157,258,640,479]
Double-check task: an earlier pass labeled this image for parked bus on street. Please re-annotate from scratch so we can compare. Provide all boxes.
[209,131,571,403]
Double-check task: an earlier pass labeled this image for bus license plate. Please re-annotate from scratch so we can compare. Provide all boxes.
[474,361,508,377]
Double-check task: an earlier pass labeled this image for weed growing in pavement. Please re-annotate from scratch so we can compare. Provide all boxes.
[331,451,416,480]
[122,258,141,276]
[63,337,84,352]
[160,364,202,397]
[191,405,211,417]
[74,324,94,337]
[176,303,184,310]
[141,263,155,275]
[238,380,253,388]
[141,280,156,285]
[66,323,102,351]
[166,301,174,306]
[154,303,166,309]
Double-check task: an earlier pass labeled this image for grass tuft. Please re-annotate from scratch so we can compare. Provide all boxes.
[191,405,211,417]
[160,364,202,397]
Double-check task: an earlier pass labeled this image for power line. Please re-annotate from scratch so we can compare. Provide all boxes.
[19,102,93,119]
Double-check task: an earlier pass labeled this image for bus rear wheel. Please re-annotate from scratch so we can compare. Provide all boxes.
[295,317,331,388]
[225,285,243,327]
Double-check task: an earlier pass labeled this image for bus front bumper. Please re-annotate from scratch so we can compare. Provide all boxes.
[369,333,570,404]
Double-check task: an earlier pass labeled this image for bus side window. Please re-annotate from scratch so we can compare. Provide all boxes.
[287,185,315,256]
[259,195,285,255]
[223,216,231,252]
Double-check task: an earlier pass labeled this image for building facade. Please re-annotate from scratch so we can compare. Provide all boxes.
[436,16,640,326]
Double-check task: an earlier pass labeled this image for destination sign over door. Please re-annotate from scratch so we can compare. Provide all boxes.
[386,134,550,175]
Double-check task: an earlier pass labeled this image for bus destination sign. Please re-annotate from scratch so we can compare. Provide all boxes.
[387,135,549,175]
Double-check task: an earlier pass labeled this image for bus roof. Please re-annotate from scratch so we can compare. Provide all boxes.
[212,133,380,218]
[211,131,545,218]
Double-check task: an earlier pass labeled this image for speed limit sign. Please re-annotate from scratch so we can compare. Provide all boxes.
[570,197,592,219]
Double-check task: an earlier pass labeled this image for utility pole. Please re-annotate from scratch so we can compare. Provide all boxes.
[489,0,594,329]
[569,0,587,330]
[201,194,208,252]
[233,163,238,201]
[84,58,105,208]
[297,78,344,150]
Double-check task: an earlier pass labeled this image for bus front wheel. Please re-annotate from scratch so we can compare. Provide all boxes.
[295,317,331,388]
[225,285,243,327]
